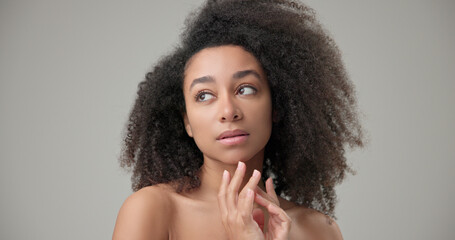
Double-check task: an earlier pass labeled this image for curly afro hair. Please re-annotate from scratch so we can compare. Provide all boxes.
[120,0,363,217]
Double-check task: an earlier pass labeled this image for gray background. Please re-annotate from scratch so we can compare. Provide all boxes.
[1,0,454,239]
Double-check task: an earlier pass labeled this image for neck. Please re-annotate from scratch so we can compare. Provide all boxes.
[193,150,266,202]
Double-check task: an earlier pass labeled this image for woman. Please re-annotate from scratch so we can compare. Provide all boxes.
[113,0,363,239]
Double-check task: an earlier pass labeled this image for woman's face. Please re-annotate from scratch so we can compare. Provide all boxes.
[183,45,273,164]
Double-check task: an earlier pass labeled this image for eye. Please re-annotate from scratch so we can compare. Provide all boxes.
[195,91,215,102]
[238,85,257,95]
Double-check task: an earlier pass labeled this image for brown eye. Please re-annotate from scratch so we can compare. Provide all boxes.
[196,92,214,102]
[238,85,257,95]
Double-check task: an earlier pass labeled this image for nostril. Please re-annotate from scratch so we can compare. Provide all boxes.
[220,113,240,121]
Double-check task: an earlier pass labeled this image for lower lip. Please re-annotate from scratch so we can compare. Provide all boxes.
[217,135,249,145]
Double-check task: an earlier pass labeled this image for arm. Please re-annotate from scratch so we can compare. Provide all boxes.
[112,186,171,240]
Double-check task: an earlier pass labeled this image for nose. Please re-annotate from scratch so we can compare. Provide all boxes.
[219,95,242,122]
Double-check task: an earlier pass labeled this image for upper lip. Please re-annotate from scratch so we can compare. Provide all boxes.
[217,129,249,140]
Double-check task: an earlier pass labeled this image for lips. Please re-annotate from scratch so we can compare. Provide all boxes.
[217,129,250,146]
[216,129,249,140]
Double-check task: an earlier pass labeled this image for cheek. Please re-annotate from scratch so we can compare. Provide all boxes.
[259,95,273,121]
[251,98,273,135]
[186,108,214,140]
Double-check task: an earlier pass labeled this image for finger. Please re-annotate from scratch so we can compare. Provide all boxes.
[265,177,280,206]
[267,213,291,240]
[239,169,261,198]
[266,202,290,221]
[265,177,279,204]
[217,170,230,223]
[254,193,286,219]
[226,161,246,211]
[263,199,292,227]
[255,194,292,231]
[236,170,260,220]
[254,185,279,206]
[237,169,261,212]
[237,188,255,224]
[267,206,292,235]
[254,191,272,208]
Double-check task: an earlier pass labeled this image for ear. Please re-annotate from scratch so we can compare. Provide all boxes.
[183,112,193,137]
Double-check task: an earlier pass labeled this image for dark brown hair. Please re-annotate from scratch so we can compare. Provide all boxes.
[120,0,363,217]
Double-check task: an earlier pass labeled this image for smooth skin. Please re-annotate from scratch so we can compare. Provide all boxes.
[113,45,343,239]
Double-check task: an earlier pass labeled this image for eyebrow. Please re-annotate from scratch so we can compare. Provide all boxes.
[189,70,262,90]
[233,70,261,80]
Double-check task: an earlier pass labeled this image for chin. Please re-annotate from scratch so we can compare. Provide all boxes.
[203,149,263,165]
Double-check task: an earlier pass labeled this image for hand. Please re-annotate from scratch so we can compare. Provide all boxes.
[254,178,292,240]
[218,161,264,239]
[217,161,291,240]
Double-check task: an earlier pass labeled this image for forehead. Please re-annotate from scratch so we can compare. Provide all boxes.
[183,45,264,87]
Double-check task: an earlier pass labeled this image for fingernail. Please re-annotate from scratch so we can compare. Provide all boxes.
[253,169,260,178]
[223,170,228,179]
[237,161,243,169]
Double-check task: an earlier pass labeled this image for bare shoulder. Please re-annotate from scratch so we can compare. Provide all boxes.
[287,206,343,240]
[112,184,175,240]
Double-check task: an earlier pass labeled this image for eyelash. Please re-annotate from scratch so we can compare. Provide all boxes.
[194,90,213,102]
[237,84,257,95]
[194,84,257,102]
